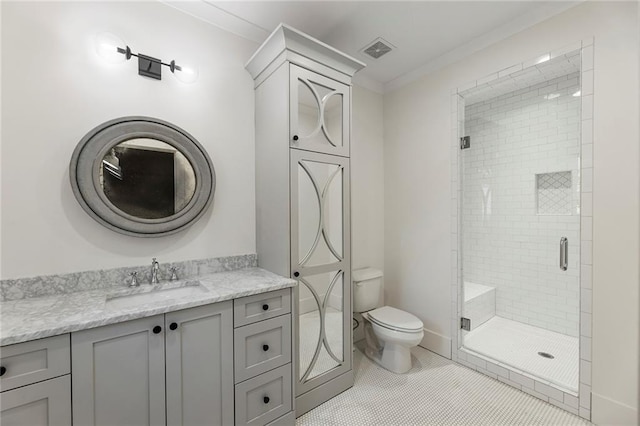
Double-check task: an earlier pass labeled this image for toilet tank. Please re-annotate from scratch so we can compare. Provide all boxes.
[352,268,383,313]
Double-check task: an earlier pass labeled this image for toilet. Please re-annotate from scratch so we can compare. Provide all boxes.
[353,268,424,373]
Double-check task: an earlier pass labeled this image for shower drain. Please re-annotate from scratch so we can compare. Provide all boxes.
[537,351,555,359]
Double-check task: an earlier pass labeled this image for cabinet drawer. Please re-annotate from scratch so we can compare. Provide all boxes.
[234,289,291,327]
[0,334,70,392]
[235,315,291,383]
[0,374,71,426]
[235,364,292,426]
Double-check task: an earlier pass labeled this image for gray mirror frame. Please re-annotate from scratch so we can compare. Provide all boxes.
[70,116,215,237]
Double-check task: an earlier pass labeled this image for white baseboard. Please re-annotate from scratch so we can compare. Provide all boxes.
[419,327,452,359]
[592,392,638,425]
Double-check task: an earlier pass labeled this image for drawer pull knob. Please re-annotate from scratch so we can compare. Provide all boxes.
[262,344,269,352]
[169,322,178,331]
[263,396,270,404]
[262,304,269,311]
[293,271,300,277]
[0,366,6,377]
[153,326,162,334]
[292,135,299,141]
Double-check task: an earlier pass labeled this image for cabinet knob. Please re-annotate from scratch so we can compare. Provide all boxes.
[293,271,300,277]
[262,304,269,311]
[152,326,162,334]
[169,322,178,331]
[292,135,299,141]
[263,396,270,404]
[0,366,6,377]
[262,344,269,352]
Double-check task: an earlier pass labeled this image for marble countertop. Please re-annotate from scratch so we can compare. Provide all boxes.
[0,267,296,346]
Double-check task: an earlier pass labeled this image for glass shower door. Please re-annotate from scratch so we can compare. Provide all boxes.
[459,51,582,393]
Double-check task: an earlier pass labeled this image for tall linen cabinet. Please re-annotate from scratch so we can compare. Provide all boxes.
[246,24,365,416]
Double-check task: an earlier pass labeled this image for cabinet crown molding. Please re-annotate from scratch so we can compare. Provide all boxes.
[245,23,366,81]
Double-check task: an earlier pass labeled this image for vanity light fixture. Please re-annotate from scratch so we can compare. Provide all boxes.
[95,32,198,84]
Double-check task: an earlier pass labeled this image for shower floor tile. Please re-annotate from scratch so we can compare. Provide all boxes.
[464,316,579,392]
[297,344,589,425]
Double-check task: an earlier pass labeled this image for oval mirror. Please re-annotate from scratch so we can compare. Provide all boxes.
[70,116,215,237]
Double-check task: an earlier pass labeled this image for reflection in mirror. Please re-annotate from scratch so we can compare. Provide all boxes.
[298,161,321,265]
[324,164,343,258]
[297,78,344,149]
[297,160,343,267]
[298,277,321,379]
[100,139,196,219]
[298,270,344,381]
[323,93,343,146]
[297,79,320,138]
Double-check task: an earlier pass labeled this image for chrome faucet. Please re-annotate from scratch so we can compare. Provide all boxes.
[129,271,139,287]
[151,258,160,284]
[169,266,179,281]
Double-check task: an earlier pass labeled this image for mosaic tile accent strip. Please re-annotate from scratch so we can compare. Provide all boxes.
[537,171,573,215]
[0,254,257,301]
[297,346,590,426]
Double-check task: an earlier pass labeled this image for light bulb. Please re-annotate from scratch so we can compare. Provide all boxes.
[171,60,199,84]
[536,54,551,64]
[95,32,128,64]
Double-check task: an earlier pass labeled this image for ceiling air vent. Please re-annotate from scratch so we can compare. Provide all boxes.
[362,38,394,59]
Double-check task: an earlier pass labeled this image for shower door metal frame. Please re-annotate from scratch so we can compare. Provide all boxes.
[450,40,595,421]
[290,148,352,398]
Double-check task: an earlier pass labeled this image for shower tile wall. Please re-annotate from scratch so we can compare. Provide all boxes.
[462,72,581,337]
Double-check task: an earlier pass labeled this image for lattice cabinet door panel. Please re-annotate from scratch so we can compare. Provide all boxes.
[290,65,350,157]
[290,149,351,395]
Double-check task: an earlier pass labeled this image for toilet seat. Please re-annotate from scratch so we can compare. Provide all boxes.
[367,306,423,333]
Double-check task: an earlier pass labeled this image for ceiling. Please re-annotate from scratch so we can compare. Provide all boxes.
[461,49,581,104]
[164,1,581,93]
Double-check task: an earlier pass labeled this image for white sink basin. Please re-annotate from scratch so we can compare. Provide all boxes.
[105,282,208,310]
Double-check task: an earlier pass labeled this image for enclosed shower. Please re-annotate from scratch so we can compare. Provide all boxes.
[457,50,582,394]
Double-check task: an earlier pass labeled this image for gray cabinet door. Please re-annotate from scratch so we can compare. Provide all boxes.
[290,149,352,396]
[290,65,351,157]
[0,375,71,426]
[165,301,234,426]
[72,315,166,426]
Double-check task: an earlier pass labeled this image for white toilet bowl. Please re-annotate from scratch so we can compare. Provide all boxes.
[362,306,424,374]
[353,268,424,374]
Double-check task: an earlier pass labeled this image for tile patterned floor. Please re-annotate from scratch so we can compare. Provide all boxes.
[464,317,578,392]
[296,345,590,426]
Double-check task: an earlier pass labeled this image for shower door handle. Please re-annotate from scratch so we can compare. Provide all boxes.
[559,237,568,271]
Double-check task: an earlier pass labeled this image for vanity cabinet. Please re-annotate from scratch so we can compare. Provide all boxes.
[70,289,294,426]
[0,335,71,426]
[246,24,365,416]
[233,289,294,426]
[72,302,234,426]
